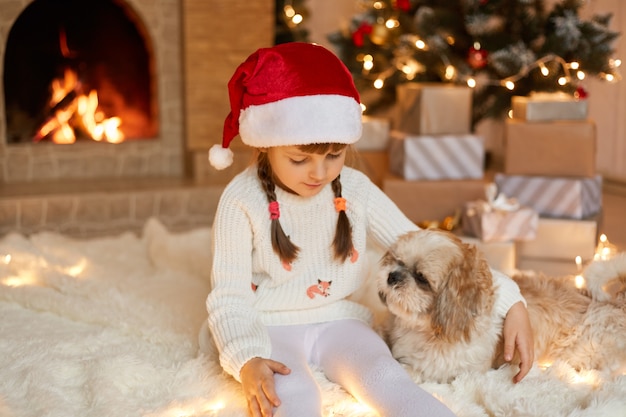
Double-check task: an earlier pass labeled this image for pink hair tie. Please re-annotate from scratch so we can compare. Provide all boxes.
[269,201,280,220]
[334,197,347,213]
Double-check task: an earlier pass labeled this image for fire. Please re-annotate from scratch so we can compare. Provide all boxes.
[34,67,125,144]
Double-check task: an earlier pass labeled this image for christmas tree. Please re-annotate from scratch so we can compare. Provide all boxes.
[275,0,310,44]
[328,0,621,127]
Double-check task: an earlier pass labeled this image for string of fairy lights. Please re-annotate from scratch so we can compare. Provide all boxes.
[352,14,622,95]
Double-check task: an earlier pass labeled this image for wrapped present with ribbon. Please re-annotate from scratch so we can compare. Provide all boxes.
[462,183,538,243]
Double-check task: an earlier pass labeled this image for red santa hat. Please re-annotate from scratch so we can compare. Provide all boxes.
[209,42,363,170]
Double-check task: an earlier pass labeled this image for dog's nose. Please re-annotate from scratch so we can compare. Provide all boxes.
[387,271,403,286]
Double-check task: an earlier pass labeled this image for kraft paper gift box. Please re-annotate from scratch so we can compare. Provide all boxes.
[382,175,487,224]
[504,119,596,177]
[516,216,599,262]
[389,132,484,180]
[457,235,516,275]
[511,92,588,121]
[461,184,538,242]
[394,82,472,135]
[494,173,602,219]
[357,115,390,151]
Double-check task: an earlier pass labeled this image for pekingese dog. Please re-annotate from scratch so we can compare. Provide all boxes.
[376,229,626,383]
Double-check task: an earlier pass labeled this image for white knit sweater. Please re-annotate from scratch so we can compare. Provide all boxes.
[205,166,524,380]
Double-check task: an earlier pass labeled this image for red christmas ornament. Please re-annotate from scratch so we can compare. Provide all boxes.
[395,0,411,12]
[467,46,488,70]
[352,23,372,47]
[575,86,589,99]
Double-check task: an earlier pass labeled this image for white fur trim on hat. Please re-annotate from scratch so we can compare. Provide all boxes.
[239,94,362,148]
[208,144,234,170]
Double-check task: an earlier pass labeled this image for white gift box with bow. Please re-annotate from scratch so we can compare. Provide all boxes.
[462,183,539,243]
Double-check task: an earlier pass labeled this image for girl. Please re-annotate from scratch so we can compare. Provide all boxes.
[203,42,533,417]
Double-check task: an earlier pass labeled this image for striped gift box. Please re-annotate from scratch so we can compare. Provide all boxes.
[462,202,538,243]
[494,174,602,219]
[389,132,484,180]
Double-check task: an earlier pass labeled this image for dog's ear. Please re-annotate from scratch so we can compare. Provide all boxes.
[431,242,493,343]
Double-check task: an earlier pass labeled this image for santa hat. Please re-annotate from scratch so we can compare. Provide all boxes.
[209,42,363,170]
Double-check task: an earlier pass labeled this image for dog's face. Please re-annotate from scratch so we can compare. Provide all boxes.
[377,229,493,342]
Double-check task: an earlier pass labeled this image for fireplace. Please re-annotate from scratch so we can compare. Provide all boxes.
[0,0,183,183]
[0,0,274,236]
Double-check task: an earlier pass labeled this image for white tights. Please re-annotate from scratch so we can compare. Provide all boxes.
[267,319,457,417]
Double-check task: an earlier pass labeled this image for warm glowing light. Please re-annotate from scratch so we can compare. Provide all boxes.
[575,256,582,271]
[577,71,585,80]
[373,78,384,89]
[539,361,553,369]
[385,18,399,29]
[415,39,426,49]
[594,234,618,260]
[360,103,367,112]
[444,65,455,80]
[291,14,303,25]
[570,369,600,386]
[558,77,567,85]
[363,60,374,71]
[3,254,11,264]
[35,68,125,144]
[574,274,585,289]
[63,258,88,277]
[2,274,37,287]
[505,80,515,90]
[539,63,549,76]
[283,5,295,18]
[604,73,615,82]
[467,78,476,88]
[569,61,580,70]
[206,401,226,412]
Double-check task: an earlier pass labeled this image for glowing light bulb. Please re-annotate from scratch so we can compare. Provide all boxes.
[415,39,426,49]
[558,76,567,85]
[373,78,384,89]
[575,275,585,289]
[505,80,515,90]
[444,65,455,80]
[385,18,399,29]
[467,78,476,88]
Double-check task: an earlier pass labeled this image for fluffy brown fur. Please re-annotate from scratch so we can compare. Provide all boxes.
[377,229,626,383]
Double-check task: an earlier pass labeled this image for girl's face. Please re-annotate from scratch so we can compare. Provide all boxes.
[266,145,346,197]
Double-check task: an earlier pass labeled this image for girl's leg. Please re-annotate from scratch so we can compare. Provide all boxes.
[267,325,323,417]
[313,319,457,417]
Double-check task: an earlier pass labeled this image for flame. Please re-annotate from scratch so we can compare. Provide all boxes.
[34,68,125,144]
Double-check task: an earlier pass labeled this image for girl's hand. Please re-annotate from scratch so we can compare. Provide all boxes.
[502,301,534,383]
[240,357,291,417]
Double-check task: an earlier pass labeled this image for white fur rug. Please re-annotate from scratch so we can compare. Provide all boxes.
[1,218,625,417]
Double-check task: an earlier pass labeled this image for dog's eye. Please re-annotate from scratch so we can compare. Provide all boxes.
[412,271,430,288]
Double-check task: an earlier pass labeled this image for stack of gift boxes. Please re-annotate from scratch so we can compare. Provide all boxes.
[494,93,602,275]
[357,85,603,276]
[374,82,517,274]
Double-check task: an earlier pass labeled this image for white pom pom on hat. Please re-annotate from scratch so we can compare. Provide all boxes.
[209,42,363,170]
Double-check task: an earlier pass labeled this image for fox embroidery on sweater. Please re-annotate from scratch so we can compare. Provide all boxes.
[307,280,332,299]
